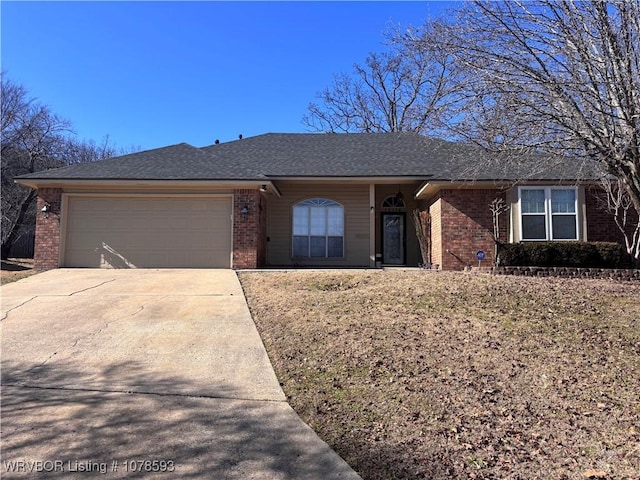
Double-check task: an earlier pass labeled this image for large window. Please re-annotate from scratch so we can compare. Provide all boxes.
[519,187,578,240]
[293,198,344,258]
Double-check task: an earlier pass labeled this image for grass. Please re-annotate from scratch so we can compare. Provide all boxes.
[1,259,37,284]
[240,270,640,480]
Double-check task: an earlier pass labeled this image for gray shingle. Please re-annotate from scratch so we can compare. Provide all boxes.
[203,133,597,180]
[203,133,441,177]
[17,143,266,181]
[16,133,598,182]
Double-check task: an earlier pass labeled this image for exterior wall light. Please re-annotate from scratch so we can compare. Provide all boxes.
[241,205,249,219]
[41,202,51,218]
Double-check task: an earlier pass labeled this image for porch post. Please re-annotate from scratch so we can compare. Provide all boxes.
[369,183,376,268]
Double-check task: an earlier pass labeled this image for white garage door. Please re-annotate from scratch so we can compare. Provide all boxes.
[64,196,232,268]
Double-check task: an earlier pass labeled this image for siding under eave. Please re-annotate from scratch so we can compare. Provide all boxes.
[266,182,370,267]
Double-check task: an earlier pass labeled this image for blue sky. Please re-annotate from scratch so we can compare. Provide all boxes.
[2,1,456,151]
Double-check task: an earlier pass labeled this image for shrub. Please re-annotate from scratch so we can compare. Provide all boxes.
[497,242,632,268]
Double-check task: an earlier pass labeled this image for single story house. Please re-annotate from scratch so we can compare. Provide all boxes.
[16,132,623,271]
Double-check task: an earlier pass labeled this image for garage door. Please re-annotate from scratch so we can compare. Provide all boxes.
[64,196,232,268]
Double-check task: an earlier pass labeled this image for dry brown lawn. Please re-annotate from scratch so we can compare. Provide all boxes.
[239,270,640,480]
[1,258,37,284]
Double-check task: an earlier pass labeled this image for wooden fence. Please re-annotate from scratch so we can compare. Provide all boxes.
[7,231,35,258]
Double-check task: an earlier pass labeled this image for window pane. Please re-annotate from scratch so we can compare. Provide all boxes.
[300,198,339,207]
[310,208,326,235]
[522,215,547,239]
[292,199,344,259]
[293,236,309,257]
[521,189,546,213]
[382,196,406,208]
[310,236,326,257]
[551,189,576,213]
[292,206,309,235]
[327,236,343,257]
[327,207,344,235]
[552,215,577,239]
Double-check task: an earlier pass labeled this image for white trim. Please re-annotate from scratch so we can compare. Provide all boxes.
[58,195,68,268]
[415,180,595,200]
[381,195,406,209]
[517,186,579,241]
[268,176,430,183]
[229,194,235,268]
[62,192,233,198]
[369,184,375,267]
[291,198,345,259]
[16,179,273,189]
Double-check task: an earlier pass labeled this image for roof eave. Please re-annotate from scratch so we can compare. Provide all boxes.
[415,178,600,199]
[266,175,433,183]
[14,178,271,189]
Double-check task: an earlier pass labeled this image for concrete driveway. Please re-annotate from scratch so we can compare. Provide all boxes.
[1,269,361,479]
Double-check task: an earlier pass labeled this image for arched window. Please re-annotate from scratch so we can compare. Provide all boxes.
[382,195,406,209]
[292,198,344,258]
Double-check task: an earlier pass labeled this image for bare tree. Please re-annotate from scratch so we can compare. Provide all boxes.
[2,76,69,258]
[597,178,640,259]
[1,75,124,258]
[63,135,122,165]
[489,197,510,265]
[303,27,459,136]
[410,209,431,268]
[408,1,640,221]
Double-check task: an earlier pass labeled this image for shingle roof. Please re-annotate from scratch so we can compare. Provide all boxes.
[17,143,266,181]
[202,133,447,177]
[16,133,598,182]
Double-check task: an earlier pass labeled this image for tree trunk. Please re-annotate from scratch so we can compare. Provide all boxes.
[1,189,36,259]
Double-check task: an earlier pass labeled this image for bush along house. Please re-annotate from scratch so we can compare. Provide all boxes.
[15,132,631,271]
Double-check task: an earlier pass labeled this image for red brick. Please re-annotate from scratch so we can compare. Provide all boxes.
[34,188,62,270]
[428,189,507,271]
[232,189,267,269]
[585,186,638,243]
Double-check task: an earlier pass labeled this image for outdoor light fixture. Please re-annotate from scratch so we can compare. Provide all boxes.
[241,204,249,219]
[395,185,404,202]
[41,202,50,218]
[260,184,268,193]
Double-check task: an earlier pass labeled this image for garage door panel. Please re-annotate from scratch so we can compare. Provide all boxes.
[64,197,232,268]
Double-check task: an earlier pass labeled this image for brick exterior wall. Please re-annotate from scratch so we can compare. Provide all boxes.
[429,189,508,271]
[428,186,635,271]
[584,186,637,243]
[36,185,628,272]
[428,197,443,269]
[232,188,267,269]
[257,192,267,267]
[34,188,62,271]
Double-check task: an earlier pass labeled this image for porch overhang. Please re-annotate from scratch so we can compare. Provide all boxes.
[415,180,516,200]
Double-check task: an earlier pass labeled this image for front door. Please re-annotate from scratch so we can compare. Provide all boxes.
[382,213,405,265]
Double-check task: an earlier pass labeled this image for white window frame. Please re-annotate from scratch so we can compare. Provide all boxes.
[292,198,344,258]
[381,195,406,209]
[518,186,579,241]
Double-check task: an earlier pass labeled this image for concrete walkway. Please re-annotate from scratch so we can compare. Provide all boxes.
[1,269,362,479]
